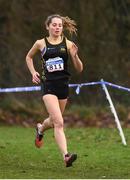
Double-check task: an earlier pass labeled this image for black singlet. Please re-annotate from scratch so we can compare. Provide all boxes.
[41,37,70,81]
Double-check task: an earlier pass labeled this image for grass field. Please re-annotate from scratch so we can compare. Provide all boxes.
[0,126,130,179]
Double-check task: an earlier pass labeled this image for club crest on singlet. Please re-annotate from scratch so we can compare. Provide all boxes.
[46,57,64,72]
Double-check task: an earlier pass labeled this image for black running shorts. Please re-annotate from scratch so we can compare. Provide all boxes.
[41,79,69,99]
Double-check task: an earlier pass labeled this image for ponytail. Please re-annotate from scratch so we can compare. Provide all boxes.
[62,16,77,36]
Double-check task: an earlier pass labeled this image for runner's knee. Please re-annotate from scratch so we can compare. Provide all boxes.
[50,115,63,128]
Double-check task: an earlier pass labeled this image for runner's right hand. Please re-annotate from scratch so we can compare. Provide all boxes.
[32,72,40,84]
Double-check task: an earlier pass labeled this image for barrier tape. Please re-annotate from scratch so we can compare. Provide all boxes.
[104,81,130,92]
[0,86,41,93]
[101,79,127,146]
[0,80,130,94]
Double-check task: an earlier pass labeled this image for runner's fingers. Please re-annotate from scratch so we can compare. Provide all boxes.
[32,76,40,84]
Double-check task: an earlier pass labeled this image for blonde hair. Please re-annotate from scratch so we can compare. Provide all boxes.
[45,14,77,36]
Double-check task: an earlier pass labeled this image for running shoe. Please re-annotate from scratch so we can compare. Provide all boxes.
[64,153,77,167]
[35,123,43,148]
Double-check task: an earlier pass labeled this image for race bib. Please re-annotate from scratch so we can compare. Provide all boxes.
[46,57,64,72]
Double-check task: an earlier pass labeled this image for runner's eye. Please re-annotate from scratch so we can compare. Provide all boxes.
[59,24,62,27]
[52,23,57,27]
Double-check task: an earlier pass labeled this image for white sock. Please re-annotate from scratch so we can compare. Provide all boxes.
[37,123,43,135]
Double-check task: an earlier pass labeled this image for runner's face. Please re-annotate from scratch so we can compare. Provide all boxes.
[48,17,63,37]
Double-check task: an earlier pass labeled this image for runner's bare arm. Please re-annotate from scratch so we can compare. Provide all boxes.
[66,39,83,73]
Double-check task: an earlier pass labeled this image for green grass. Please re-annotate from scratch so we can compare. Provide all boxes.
[0,126,130,179]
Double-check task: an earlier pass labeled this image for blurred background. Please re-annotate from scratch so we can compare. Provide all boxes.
[0,0,130,127]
